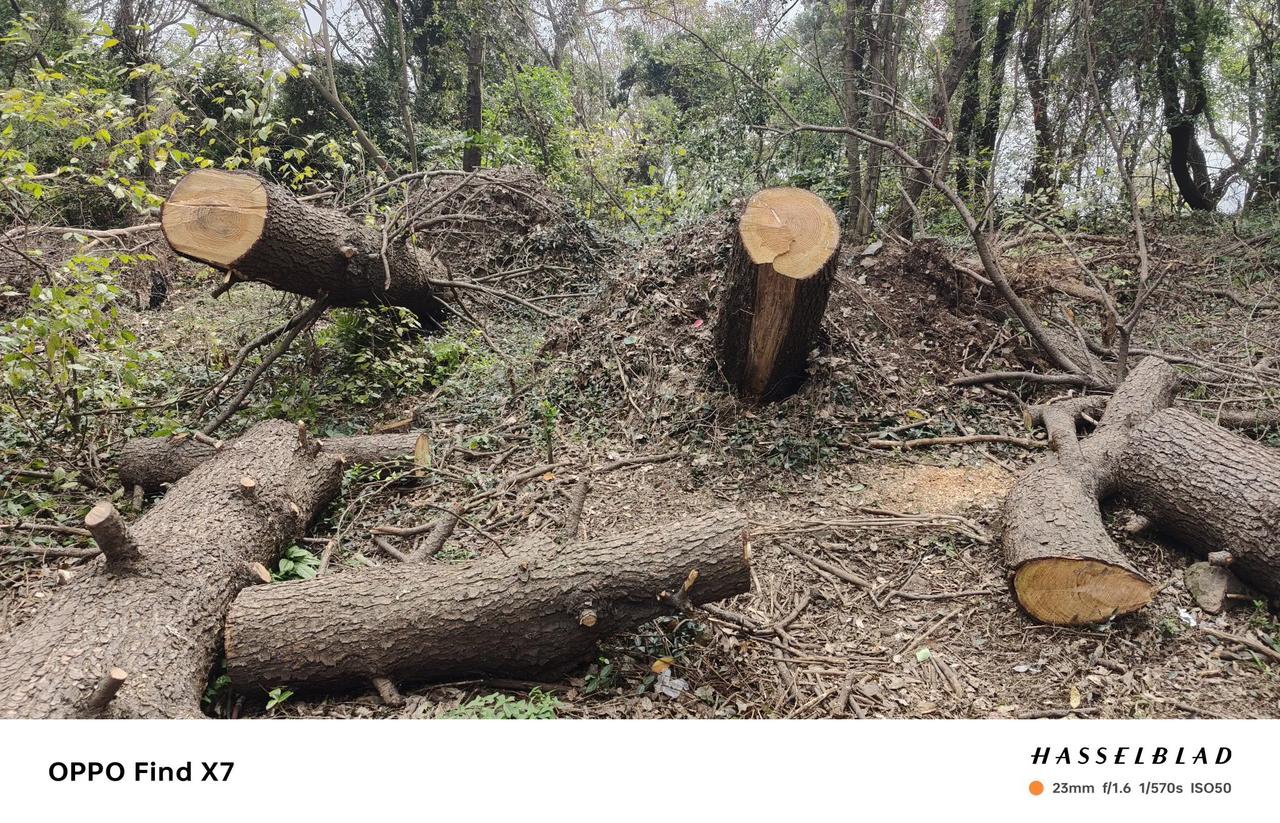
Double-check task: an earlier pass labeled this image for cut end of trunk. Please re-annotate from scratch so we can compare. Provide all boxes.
[1013,558,1153,626]
[739,187,840,279]
[162,169,267,268]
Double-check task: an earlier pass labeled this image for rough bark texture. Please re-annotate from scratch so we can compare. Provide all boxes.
[717,241,836,400]
[715,191,840,401]
[1020,0,1056,199]
[224,509,751,691]
[462,31,485,172]
[1004,357,1180,625]
[0,420,343,717]
[162,169,446,322]
[1120,408,1280,598]
[973,1,1016,202]
[119,432,425,492]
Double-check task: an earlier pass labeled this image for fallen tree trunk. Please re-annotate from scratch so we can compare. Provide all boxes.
[715,187,840,400]
[119,431,425,492]
[162,169,445,322]
[1004,357,1179,625]
[1120,408,1280,598]
[224,509,750,691]
[0,420,343,717]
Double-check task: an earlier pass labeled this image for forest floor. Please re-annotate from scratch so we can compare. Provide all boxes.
[2,186,1279,719]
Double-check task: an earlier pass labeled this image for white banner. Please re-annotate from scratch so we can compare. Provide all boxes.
[0,719,1271,819]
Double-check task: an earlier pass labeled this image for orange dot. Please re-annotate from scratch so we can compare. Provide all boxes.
[1029,781,1044,796]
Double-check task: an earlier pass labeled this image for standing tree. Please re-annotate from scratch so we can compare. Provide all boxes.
[889,0,977,236]
[1154,0,1219,211]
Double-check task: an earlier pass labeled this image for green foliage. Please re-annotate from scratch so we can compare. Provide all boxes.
[273,544,320,581]
[317,307,469,407]
[443,689,560,719]
[0,255,163,459]
[483,65,576,179]
[265,687,294,712]
[532,397,558,461]
[202,673,233,717]
[582,657,617,696]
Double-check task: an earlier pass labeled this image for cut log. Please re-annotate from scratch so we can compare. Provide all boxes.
[0,420,343,717]
[1120,408,1280,598]
[715,187,840,400]
[224,509,751,691]
[1004,357,1179,626]
[161,169,445,322]
[118,431,425,492]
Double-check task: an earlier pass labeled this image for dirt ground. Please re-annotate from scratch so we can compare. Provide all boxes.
[2,200,1278,719]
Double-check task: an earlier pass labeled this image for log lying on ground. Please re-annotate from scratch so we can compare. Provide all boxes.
[162,169,445,322]
[715,187,840,400]
[0,420,343,717]
[1004,357,1179,625]
[224,509,750,691]
[1120,408,1280,599]
[119,431,426,492]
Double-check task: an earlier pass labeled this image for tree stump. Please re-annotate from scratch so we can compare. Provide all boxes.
[162,169,446,322]
[715,187,840,400]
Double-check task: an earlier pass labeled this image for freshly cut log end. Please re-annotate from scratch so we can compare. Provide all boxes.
[1003,358,1178,626]
[739,187,841,279]
[716,187,840,400]
[1012,558,1154,625]
[160,169,446,323]
[162,170,268,268]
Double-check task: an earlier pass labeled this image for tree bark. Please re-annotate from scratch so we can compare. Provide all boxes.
[118,431,428,492]
[889,0,976,236]
[715,188,840,400]
[1120,408,1280,598]
[856,0,898,240]
[462,29,485,172]
[161,169,446,322]
[0,420,343,717]
[224,509,751,692]
[844,0,872,224]
[953,0,985,196]
[1020,0,1057,200]
[1004,357,1180,626]
[1155,0,1218,211]
[973,1,1016,203]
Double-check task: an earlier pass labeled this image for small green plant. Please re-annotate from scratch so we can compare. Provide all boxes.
[583,657,617,695]
[434,544,478,562]
[202,674,232,716]
[1158,617,1184,638]
[443,689,560,719]
[265,687,294,713]
[317,308,468,407]
[533,398,559,461]
[273,544,320,581]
